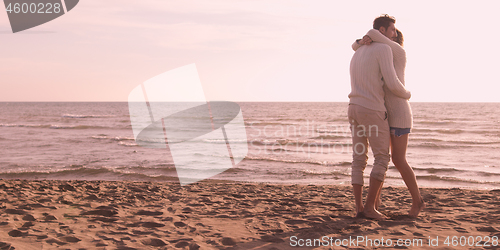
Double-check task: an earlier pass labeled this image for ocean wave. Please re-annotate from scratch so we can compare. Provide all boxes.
[50,125,106,129]
[0,123,49,128]
[288,140,351,147]
[417,175,500,185]
[0,167,112,176]
[1,123,113,130]
[415,121,455,126]
[325,118,349,122]
[248,139,277,146]
[266,146,351,155]
[410,138,444,142]
[191,152,247,160]
[410,137,500,145]
[409,143,459,149]
[300,169,350,176]
[91,135,108,139]
[118,141,138,147]
[91,135,170,145]
[0,165,178,181]
[336,161,352,166]
[62,114,116,118]
[245,121,298,126]
[450,140,500,145]
[412,166,500,177]
[244,156,349,167]
[116,165,176,171]
[412,166,462,174]
[315,129,351,135]
[249,139,351,147]
[90,135,165,146]
[113,136,135,141]
[202,138,249,144]
[310,135,350,140]
[412,128,464,134]
[410,141,500,149]
[221,167,246,173]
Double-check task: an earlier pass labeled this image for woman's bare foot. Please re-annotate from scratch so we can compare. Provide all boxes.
[363,208,387,220]
[375,196,381,210]
[409,197,425,218]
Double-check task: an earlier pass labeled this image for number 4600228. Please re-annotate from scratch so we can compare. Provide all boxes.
[5,2,62,14]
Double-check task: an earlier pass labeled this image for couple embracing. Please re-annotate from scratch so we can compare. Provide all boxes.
[348,14,424,220]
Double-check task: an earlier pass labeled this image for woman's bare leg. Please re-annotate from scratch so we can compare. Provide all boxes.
[390,133,424,218]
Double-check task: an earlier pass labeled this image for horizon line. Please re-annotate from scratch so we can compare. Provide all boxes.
[1,101,499,103]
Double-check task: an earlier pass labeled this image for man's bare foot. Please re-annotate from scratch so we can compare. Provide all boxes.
[356,205,364,214]
[409,197,425,218]
[363,208,387,220]
[355,212,365,218]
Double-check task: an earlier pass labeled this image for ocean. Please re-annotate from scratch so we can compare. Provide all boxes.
[1,102,499,189]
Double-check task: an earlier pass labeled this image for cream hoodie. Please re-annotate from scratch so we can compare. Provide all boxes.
[352,29,413,128]
[349,41,411,113]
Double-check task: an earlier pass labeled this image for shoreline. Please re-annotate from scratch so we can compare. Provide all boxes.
[1,179,499,249]
[1,176,498,190]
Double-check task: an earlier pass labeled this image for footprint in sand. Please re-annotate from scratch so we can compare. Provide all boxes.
[173,221,187,228]
[84,194,99,201]
[0,241,15,250]
[430,218,459,225]
[453,226,469,233]
[45,238,67,246]
[141,238,167,247]
[142,222,165,228]
[476,226,498,232]
[90,217,118,223]
[260,235,285,243]
[59,236,81,243]
[135,210,163,216]
[81,209,118,217]
[4,209,26,215]
[221,237,237,246]
[20,222,34,229]
[42,214,57,221]
[8,230,23,237]
[22,214,35,221]
[174,241,190,248]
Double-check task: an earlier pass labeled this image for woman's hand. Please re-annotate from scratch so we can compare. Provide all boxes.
[359,35,373,45]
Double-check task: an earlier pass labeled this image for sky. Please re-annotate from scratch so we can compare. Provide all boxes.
[1,0,499,102]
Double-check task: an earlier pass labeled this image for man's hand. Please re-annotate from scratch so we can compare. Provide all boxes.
[359,35,373,45]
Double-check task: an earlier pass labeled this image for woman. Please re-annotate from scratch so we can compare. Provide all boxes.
[352,29,424,218]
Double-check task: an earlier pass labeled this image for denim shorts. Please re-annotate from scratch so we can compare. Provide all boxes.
[390,127,411,137]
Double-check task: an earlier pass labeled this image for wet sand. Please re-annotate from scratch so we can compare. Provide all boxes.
[1,179,499,249]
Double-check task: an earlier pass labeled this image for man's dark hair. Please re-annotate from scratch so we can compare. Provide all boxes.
[373,14,396,30]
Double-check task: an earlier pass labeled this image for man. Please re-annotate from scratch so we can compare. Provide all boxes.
[348,14,411,220]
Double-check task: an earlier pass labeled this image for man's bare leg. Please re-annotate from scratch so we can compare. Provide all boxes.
[375,182,382,210]
[374,136,393,211]
[353,184,364,215]
[363,177,387,220]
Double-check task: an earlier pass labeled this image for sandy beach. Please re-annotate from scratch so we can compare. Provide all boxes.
[0,179,499,249]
